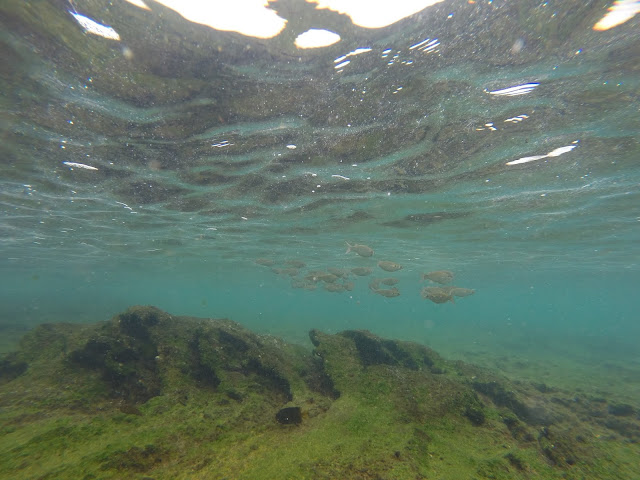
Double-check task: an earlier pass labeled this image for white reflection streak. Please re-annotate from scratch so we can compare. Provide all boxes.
[333,47,372,69]
[63,161,99,170]
[332,175,350,180]
[505,114,529,123]
[593,0,640,30]
[70,12,121,40]
[350,47,372,55]
[421,40,439,53]
[409,38,431,50]
[115,201,135,212]
[488,83,539,96]
[409,38,439,52]
[506,144,577,166]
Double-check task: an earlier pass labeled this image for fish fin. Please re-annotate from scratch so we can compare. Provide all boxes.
[450,296,455,304]
[345,241,352,254]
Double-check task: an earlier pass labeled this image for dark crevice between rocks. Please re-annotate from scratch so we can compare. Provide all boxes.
[188,333,222,390]
[68,309,162,404]
[0,352,28,385]
[472,380,531,423]
[243,357,293,403]
[338,330,444,373]
[301,356,340,400]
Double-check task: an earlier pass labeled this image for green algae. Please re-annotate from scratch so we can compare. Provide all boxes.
[0,306,638,479]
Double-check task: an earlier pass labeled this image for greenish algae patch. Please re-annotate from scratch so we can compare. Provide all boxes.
[0,306,639,479]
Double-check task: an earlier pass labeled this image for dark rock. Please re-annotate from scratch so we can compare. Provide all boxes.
[69,309,161,404]
[308,329,323,347]
[276,406,302,425]
[0,352,28,384]
[608,403,635,417]
[603,417,640,440]
[340,330,395,366]
[117,305,164,339]
[337,330,443,371]
[226,389,244,402]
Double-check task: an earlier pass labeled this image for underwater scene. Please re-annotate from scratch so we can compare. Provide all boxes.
[1,0,639,478]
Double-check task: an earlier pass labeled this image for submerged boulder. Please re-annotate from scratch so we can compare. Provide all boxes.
[0,306,638,479]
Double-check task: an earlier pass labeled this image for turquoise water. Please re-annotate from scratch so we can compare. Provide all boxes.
[1,0,639,394]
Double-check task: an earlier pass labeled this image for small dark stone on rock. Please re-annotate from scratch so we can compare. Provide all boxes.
[276,406,302,425]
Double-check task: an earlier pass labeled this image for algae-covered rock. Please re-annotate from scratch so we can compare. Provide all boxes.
[309,327,485,426]
[0,352,27,385]
[0,306,639,480]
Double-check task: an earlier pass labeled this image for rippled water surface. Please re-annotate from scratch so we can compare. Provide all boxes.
[1,1,639,385]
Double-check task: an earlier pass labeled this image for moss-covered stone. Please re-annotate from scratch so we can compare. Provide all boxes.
[0,306,639,479]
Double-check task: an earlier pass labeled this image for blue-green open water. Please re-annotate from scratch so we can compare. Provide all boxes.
[1,0,639,398]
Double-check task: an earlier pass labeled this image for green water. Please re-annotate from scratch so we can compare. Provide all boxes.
[1,0,639,398]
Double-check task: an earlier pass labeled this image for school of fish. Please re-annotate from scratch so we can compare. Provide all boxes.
[255,241,475,305]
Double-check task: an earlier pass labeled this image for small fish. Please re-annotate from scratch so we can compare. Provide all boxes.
[421,286,455,304]
[450,287,475,297]
[346,242,374,257]
[380,277,399,286]
[374,287,400,298]
[256,258,276,266]
[317,273,339,283]
[325,283,345,292]
[328,267,349,278]
[305,271,323,283]
[351,267,373,276]
[369,278,381,290]
[378,261,403,272]
[343,281,354,291]
[421,270,454,284]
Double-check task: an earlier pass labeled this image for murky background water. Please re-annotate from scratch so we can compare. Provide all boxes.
[1,0,639,398]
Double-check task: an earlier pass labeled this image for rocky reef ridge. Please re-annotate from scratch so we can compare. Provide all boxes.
[1,306,638,479]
